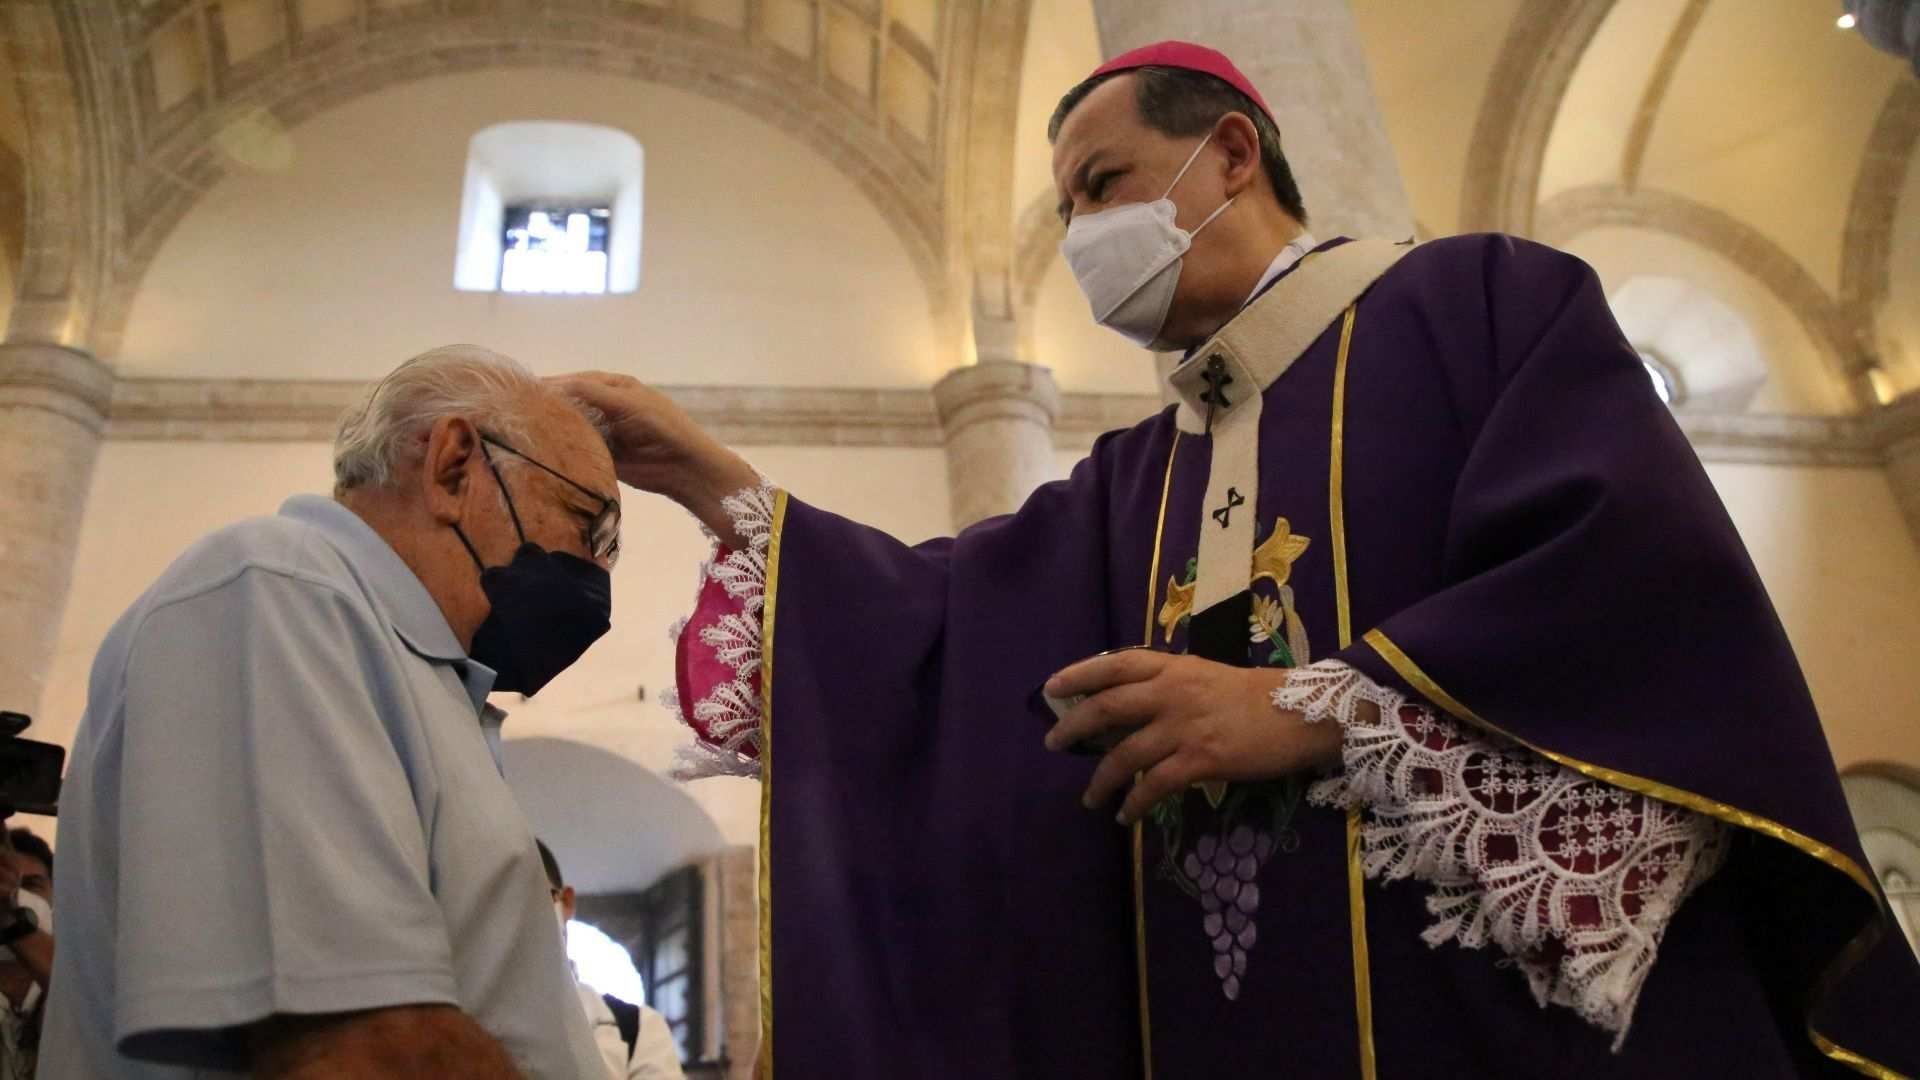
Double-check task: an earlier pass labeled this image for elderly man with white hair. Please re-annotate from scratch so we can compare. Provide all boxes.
[41,346,620,1079]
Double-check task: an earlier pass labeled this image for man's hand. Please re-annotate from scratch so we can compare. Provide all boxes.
[247,1004,522,1079]
[0,854,53,988]
[549,372,760,544]
[1043,651,1343,824]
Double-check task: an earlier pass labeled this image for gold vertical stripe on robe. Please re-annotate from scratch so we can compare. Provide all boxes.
[1327,304,1378,1080]
[755,489,789,1079]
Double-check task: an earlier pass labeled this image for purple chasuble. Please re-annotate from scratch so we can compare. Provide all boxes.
[752,235,1920,1078]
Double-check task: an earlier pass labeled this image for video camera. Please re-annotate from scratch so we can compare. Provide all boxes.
[0,713,63,819]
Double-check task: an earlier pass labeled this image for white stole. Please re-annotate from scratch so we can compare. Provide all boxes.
[1164,239,1412,623]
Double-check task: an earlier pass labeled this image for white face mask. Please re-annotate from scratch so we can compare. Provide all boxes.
[1061,134,1237,350]
[15,891,48,938]
[552,901,568,947]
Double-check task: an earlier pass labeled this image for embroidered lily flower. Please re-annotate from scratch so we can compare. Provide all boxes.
[1249,595,1283,644]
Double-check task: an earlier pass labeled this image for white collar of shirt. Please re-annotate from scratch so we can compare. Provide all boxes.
[1244,232,1319,309]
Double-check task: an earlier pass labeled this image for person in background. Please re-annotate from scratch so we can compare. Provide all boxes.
[0,828,54,1080]
[536,841,685,1080]
[40,346,618,1079]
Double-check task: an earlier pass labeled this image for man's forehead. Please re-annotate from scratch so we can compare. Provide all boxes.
[1052,75,1143,184]
[531,396,618,496]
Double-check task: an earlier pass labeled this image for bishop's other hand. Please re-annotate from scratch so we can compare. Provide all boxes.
[1044,650,1343,825]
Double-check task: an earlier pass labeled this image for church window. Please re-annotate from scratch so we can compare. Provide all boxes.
[566,914,649,1004]
[630,865,706,1062]
[500,206,611,294]
[453,122,643,294]
[1638,350,1682,406]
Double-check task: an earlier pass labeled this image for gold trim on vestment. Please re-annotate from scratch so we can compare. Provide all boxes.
[1345,808,1376,1077]
[1143,433,1182,649]
[1361,628,1903,1079]
[1133,431,1180,1080]
[1809,922,1904,1080]
[1330,305,1357,651]
[755,489,789,1080]
[1328,303,1378,1080]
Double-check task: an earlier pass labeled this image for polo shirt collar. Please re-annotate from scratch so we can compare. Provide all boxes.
[279,495,488,688]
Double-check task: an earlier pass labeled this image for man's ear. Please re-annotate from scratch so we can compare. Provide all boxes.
[560,884,578,922]
[421,416,481,526]
[1214,112,1262,199]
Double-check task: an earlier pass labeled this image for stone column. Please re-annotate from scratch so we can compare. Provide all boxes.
[1882,393,1920,553]
[932,362,1061,530]
[0,343,113,715]
[1089,0,1415,241]
[713,845,759,1080]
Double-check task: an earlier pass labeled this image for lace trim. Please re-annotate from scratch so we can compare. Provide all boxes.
[668,481,777,781]
[1274,661,1730,1048]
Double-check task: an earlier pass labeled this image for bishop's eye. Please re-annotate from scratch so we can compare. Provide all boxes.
[1089,170,1121,201]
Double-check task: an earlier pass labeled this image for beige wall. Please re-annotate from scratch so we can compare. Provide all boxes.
[1010,0,1104,225]
[1030,249,1158,395]
[116,69,940,387]
[1884,151,1920,396]
[1350,0,1524,238]
[40,441,954,849]
[1705,462,1920,769]
[1566,225,1850,415]
[1635,1,1904,294]
[1538,0,1693,205]
[1538,0,1906,297]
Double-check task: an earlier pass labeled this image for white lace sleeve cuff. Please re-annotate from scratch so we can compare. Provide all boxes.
[666,480,778,781]
[1273,660,1730,1048]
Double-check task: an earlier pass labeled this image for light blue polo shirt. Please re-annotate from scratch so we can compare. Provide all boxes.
[41,496,605,1079]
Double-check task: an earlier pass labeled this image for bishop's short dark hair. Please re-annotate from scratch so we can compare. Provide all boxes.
[1048,65,1308,225]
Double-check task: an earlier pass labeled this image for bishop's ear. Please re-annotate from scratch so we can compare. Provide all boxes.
[421,416,483,526]
[1213,111,1263,199]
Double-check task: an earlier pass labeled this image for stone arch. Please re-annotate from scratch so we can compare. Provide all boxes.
[92,10,951,358]
[948,0,1034,364]
[1535,183,1864,403]
[1458,0,1616,236]
[1840,763,1920,962]
[955,0,1032,289]
[1012,188,1064,312]
[1,0,116,349]
[1618,0,1710,192]
[1839,80,1920,369]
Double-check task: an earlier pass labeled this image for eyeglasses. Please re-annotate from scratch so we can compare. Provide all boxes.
[478,435,622,567]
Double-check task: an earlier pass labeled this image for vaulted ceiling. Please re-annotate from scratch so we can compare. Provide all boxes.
[3,0,1916,407]
[2,0,1012,356]
[1352,0,1918,407]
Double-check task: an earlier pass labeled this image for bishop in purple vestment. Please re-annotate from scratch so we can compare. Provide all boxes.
[561,42,1920,1080]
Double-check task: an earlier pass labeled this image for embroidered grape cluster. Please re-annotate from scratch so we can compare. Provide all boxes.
[1183,824,1271,1001]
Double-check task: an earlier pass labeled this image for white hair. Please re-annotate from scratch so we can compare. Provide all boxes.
[332,344,604,493]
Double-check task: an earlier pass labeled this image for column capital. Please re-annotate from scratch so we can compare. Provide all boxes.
[0,342,114,432]
[931,361,1061,435]
[1868,390,1920,448]
[1879,393,1920,552]
[932,362,1062,530]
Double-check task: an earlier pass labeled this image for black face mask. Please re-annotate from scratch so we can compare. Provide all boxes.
[454,441,614,696]
[461,540,611,696]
